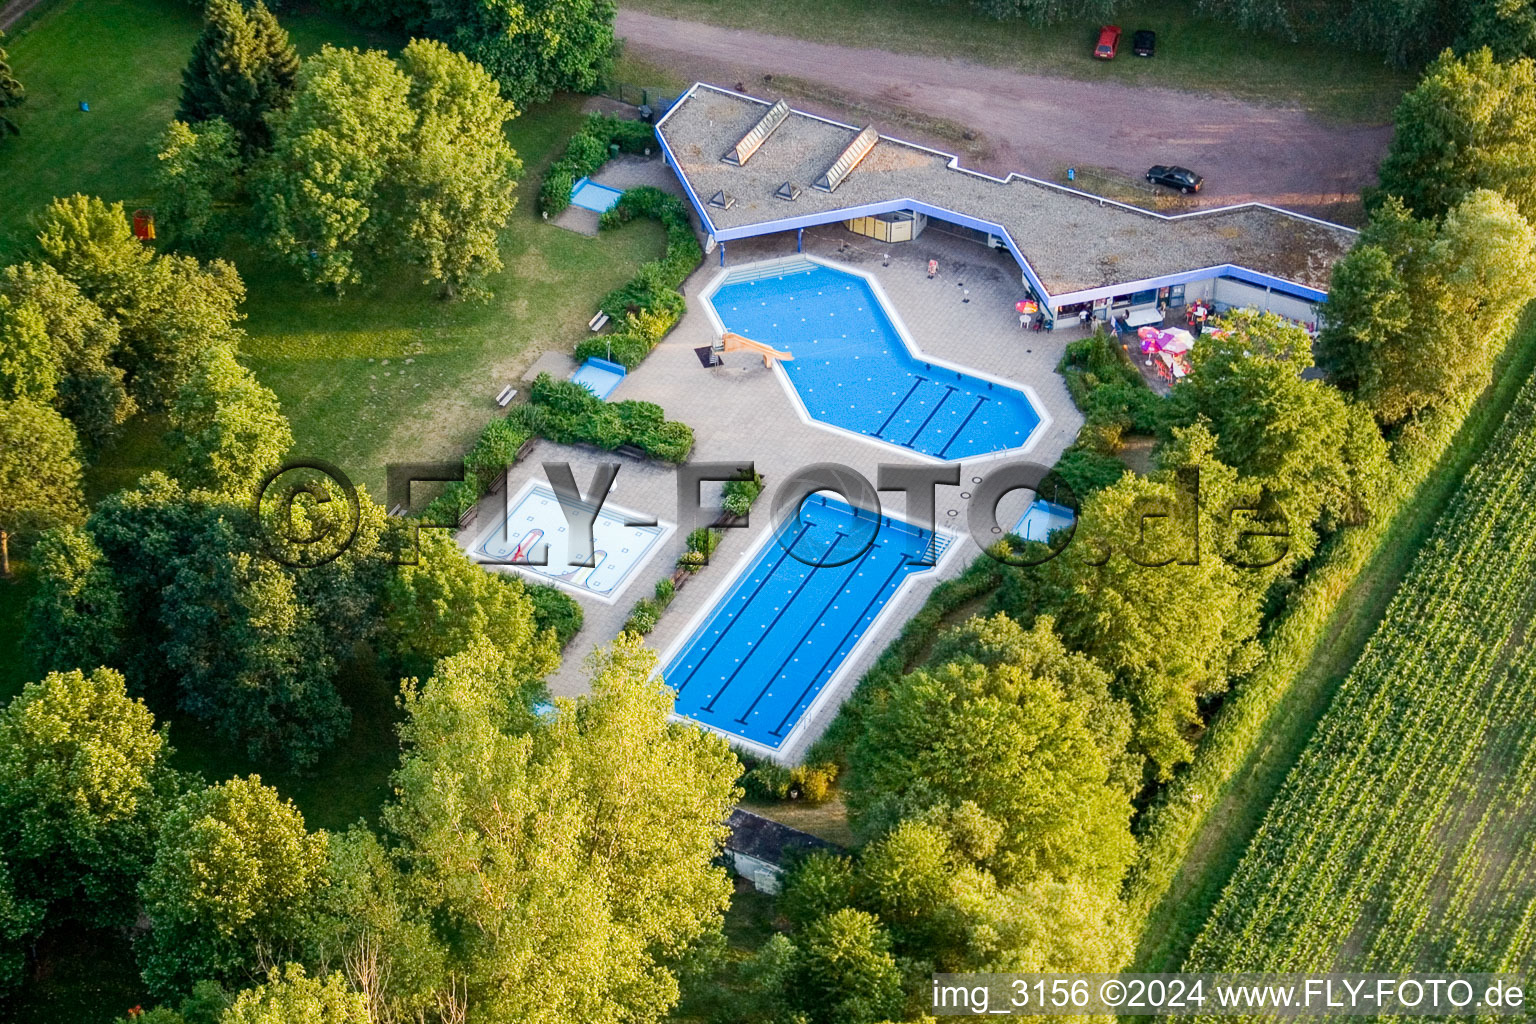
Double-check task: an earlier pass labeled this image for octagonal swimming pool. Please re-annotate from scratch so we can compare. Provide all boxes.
[705,259,1045,459]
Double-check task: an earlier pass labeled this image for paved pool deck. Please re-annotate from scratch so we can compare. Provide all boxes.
[464,224,1085,762]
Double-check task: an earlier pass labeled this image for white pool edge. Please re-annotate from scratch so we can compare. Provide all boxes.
[698,254,1054,467]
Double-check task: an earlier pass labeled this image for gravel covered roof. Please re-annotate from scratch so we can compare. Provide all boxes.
[657,85,1355,299]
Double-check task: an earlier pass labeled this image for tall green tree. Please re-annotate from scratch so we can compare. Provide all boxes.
[25,525,124,674]
[383,531,558,677]
[426,0,616,107]
[155,118,243,252]
[0,287,55,403]
[381,634,738,1023]
[1,262,135,449]
[223,965,371,1024]
[1166,310,1389,553]
[996,427,1265,775]
[1375,48,1536,223]
[397,38,520,298]
[0,668,180,988]
[178,0,299,154]
[780,909,904,1024]
[0,30,23,141]
[68,474,388,766]
[848,616,1135,888]
[156,503,351,768]
[139,775,329,996]
[33,194,247,409]
[167,345,293,497]
[0,398,84,576]
[312,828,447,1024]
[257,43,520,296]
[1320,190,1536,424]
[257,46,413,291]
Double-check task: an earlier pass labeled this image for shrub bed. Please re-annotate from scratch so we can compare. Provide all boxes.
[624,577,676,635]
[417,375,693,530]
[538,113,658,216]
[573,187,703,371]
[738,749,841,805]
[520,373,693,462]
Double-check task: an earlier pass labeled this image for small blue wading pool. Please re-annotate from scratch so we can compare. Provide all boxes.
[570,177,625,213]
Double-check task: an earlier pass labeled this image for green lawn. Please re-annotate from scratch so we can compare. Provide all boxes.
[619,0,1412,122]
[0,0,668,825]
[0,0,399,261]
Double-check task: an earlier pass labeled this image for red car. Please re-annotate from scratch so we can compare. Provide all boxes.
[1094,25,1122,59]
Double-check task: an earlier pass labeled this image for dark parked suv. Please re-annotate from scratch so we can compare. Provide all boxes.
[1132,29,1156,56]
[1146,165,1203,193]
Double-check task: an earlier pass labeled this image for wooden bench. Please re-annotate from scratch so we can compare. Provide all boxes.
[588,311,610,332]
[495,384,517,407]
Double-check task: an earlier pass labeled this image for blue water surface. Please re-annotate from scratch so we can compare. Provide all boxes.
[664,497,948,749]
[570,177,624,213]
[707,263,1042,458]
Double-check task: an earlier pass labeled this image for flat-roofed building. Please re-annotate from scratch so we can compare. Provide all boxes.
[654,83,1356,331]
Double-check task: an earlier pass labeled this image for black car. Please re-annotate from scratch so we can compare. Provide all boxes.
[1146,165,1203,193]
[1132,29,1156,56]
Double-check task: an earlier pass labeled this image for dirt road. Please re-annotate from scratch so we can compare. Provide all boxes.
[616,8,1390,214]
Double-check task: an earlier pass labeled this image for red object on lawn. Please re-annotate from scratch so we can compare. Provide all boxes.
[1094,25,1122,59]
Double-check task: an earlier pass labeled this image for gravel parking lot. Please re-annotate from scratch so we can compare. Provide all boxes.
[617,8,1391,219]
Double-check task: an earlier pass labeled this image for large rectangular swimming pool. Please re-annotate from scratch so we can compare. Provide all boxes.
[663,497,949,750]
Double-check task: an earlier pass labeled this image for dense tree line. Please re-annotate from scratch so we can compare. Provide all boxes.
[0,195,280,578]
[312,0,616,109]
[938,0,1535,68]
[789,40,1536,1022]
[0,634,737,1022]
[164,3,522,298]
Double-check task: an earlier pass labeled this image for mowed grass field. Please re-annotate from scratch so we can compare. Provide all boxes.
[618,0,1413,122]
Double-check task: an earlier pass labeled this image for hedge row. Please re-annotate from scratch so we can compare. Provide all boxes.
[417,374,693,529]
[520,373,693,463]
[573,187,703,371]
[538,113,657,216]
[624,577,676,635]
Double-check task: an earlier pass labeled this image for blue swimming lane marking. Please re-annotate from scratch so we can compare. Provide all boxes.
[733,536,884,725]
[905,384,958,447]
[670,520,814,696]
[771,552,913,738]
[938,395,990,459]
[701,531,847,714]
[875,376,926,438]
[666,499,943,748]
